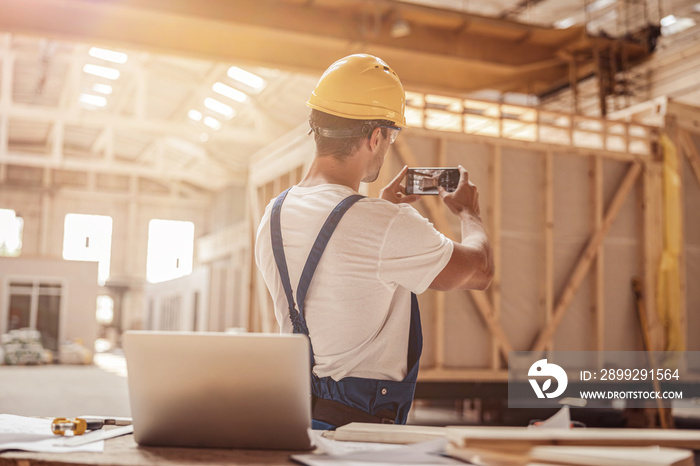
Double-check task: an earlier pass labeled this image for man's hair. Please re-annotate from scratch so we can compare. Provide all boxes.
[309,109,390,158]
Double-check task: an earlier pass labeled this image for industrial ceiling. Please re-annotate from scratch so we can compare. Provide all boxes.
[0,0,698,195]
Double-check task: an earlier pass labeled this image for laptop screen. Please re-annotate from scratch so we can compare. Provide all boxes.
[123,331,312,450]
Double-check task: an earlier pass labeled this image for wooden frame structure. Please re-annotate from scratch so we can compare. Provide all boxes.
[240,92,695,383]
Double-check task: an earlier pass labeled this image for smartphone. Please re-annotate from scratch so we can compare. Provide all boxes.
[405,167,460,195]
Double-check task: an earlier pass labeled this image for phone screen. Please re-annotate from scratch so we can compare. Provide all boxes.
[406,168,459,195]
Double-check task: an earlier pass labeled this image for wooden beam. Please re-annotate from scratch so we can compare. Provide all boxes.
[531,161,642,352]
[543,150,554,351]
[673,126,688,352]
[0,37,13,157]
[591,156,605,353]
[406,126,651,164]
[393,138,513,361]
[679,129,700,189]
[0,0,648,97]
[418,368,509,382]
[489,145,503,369]
[666,100,700,135]
[0,151,240,192]
[639,157,665,351]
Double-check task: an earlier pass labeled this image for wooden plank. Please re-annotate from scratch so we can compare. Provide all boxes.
[418,368,509,382]
[446,444,695,466]
[639,155,665,352]
[679,129,700,188]
[334,423,700,449]
[591,156,605,353]
[489,145,502,369]
[569,56,579,114]
[666,100,700,135]
[676,128,688,351]
[531,162,642,352]
[406,126,650,163]
[0,430,299,465]
[544,150,554,352]
[333,423,447,444]
[448,425,700,450]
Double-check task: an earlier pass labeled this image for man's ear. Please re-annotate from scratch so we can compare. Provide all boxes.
[368,127,382,152]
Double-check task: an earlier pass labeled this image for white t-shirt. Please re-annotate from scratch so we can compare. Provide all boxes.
[255,184,453,382]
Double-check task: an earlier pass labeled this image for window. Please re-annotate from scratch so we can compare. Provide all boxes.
[146,219,194,283]
[6,281,62,352]
[96,295,114,326]
[0,209,23,257]
[62,214,113,285]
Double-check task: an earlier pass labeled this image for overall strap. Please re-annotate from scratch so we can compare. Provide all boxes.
[270,189,304,332]
[296,194,365,320]
[270,189,365,339]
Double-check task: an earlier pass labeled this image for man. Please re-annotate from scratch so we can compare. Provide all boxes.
[255,54,493,430]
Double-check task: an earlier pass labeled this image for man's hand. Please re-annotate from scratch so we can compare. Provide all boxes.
[439,165,481,218]
[380,166,421,204]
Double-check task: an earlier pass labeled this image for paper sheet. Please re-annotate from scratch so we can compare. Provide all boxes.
[529,405,571,429]
[291,430,466,465]
[0,414,104,453]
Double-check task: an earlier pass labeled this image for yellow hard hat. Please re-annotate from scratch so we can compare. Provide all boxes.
[307,54,407,128]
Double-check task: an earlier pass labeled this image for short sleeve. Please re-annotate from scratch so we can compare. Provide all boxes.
[378,206,454,294]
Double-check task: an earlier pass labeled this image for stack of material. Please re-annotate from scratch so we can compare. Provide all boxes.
[58,338,93,365]
[332,423,700,466]
[445,426,699,465]
[0,328,48,365]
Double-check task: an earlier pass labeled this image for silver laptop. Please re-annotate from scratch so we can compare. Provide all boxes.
[123,331,313,450]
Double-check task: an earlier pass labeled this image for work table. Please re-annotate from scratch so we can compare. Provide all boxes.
[0,431,300,466]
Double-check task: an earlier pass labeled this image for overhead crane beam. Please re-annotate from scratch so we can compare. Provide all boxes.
[0,0,653,97]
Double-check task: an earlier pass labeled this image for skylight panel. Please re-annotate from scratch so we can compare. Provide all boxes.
[661,15,696,35]
[212,82,248,103]
[92,83,113,95]
[83,64,120,80]
[79,93,107,107]
[188,109,203,121]
[204,97,235,119]
[660,15,677,27]
[89,47,128,64]
[203,116,222,130]
[554,17,576,29]
[586,0,615,13]
[227,66,265,91]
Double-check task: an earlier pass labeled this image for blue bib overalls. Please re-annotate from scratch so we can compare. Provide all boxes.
[270,188,423,429]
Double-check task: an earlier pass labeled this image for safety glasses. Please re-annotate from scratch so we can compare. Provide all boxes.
[377,125,401,144]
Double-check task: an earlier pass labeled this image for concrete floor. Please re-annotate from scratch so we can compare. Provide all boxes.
[0,352,464,424]
[0,353,131,419]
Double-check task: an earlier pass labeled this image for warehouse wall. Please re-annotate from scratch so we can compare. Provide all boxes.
[240,117,673,379]
[400,135,644,371]
[0,183,212,334]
